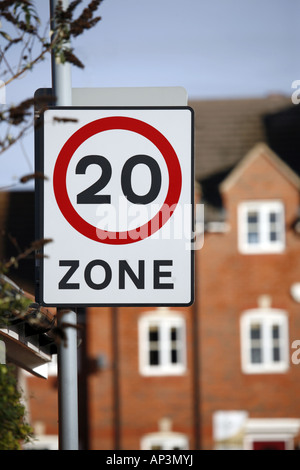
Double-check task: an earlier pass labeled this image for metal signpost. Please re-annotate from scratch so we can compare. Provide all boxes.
[49,0,78,450]
[37,0,193,451]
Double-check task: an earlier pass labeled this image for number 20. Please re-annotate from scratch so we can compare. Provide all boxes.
[76,154,162,205]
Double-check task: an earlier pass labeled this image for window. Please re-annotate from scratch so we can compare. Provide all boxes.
[240,309,289,373]
[238,201,285,253]
[141,432,188,450]
[138,312,186,376]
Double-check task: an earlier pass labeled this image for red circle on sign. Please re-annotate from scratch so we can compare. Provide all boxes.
[53,116,182,244]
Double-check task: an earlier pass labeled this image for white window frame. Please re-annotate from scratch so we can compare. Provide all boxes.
[138,312,186,376]
[240,309,289,374]
[238,200,285,254]
[141,432,189,450]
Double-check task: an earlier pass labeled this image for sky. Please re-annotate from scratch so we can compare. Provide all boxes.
[1,0,299,190]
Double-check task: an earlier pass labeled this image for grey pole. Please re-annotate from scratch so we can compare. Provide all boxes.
[50,0,72,107]
[49,0,79,450]
[57,307,79,450]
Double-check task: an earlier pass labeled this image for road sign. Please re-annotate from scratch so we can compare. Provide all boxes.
[37,107,194,306]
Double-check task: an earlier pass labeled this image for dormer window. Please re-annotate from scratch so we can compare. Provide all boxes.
[238,201,285,254]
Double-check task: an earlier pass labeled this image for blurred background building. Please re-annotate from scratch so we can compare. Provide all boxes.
[2,94,300,450]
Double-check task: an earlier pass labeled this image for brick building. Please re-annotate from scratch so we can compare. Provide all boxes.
[195,96,300,449]
[6,95,300,450]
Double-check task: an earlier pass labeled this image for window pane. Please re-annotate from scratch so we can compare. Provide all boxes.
[171,349,178,364]
[171,327,177,341]
[270,231,278,241]
[269,211,280,242]
[149,326,159,342]
[170,327,181,364]
[272,325,280,339]
[251,348,262,363]
[247,211,259,244]
[273,347,280,362]
[272,325,281,362]
[250,324,262,363]
[149,325,160,365]
[248,212,258,224]
[250,324,261,339]
[149,350,160,365]
[248,232,259,244]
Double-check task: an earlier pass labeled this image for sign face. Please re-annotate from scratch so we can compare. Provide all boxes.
[37,107,194,306]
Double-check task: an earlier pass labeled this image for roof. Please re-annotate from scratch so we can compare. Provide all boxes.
[188,95,299,222]
[189,95,292,181]
[220,142,300,193]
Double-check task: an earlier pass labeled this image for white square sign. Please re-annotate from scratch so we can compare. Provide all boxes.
[37,107,194,306]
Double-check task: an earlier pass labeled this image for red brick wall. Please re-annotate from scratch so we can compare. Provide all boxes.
[198,150,300,449]
[86,305,196,450]
[87,306,115,449]
[27,375,58,436]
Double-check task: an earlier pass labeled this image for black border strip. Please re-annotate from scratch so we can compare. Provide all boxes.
[35,106,194,307]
